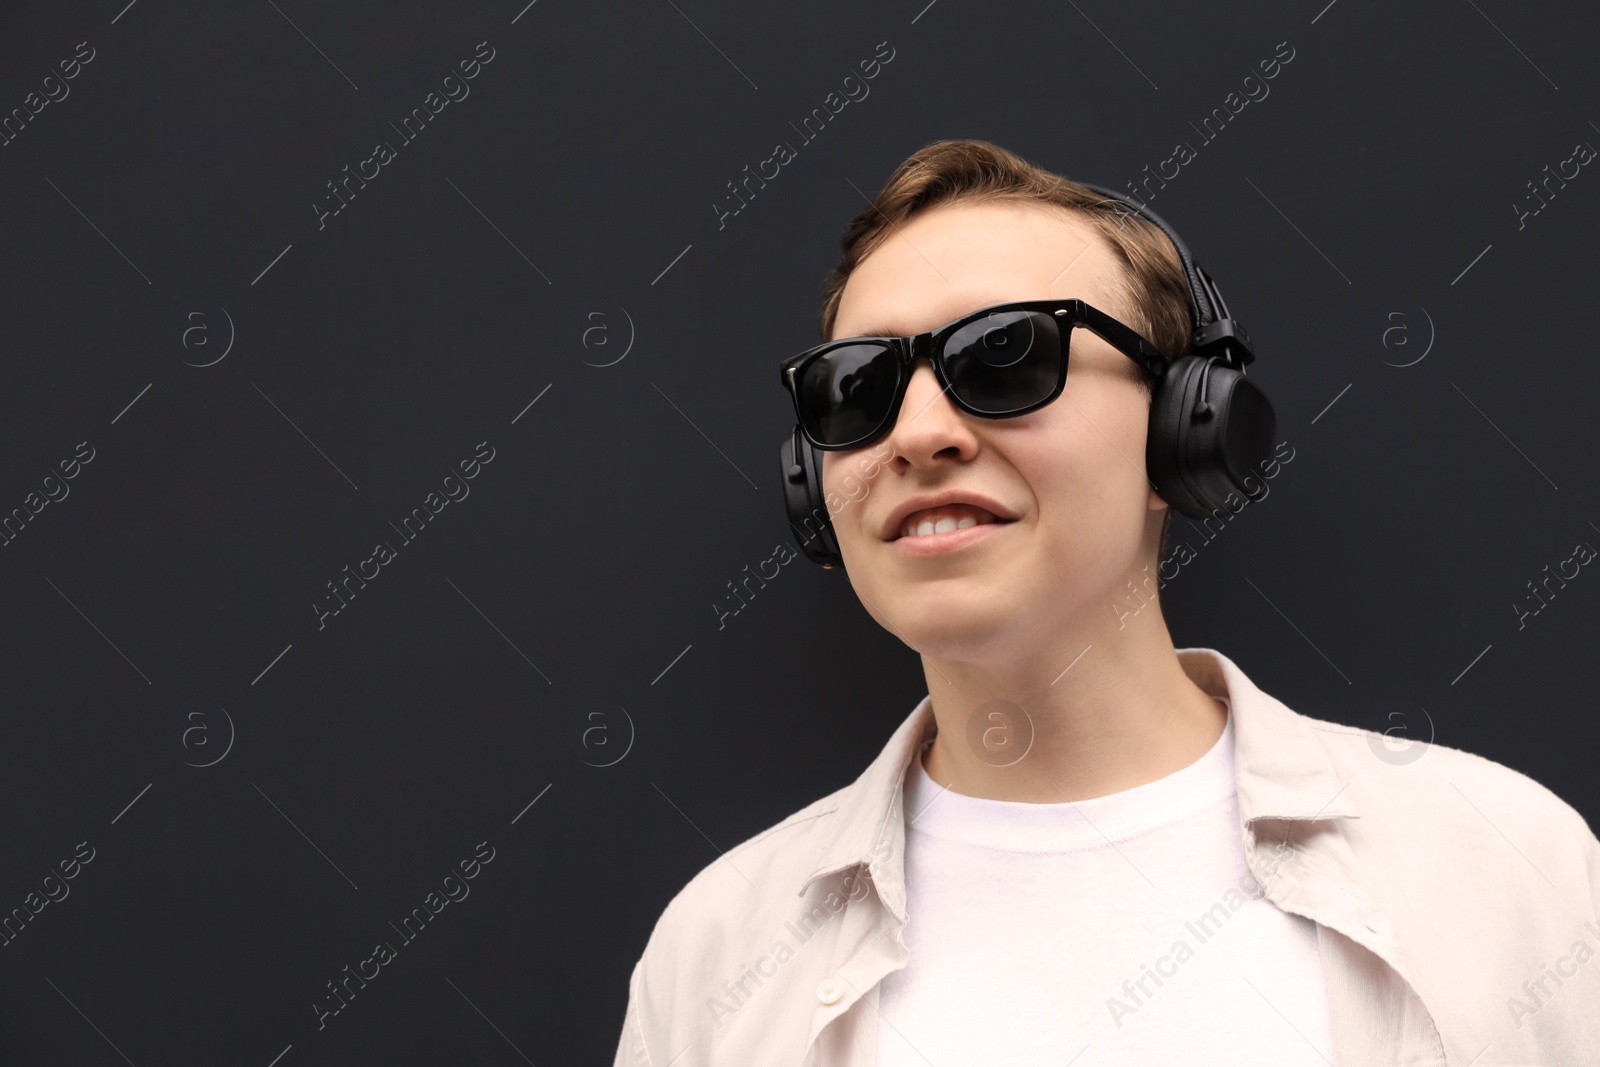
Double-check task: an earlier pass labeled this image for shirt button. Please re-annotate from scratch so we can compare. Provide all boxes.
[817,978,843,1005]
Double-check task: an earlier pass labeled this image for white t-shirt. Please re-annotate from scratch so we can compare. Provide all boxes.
[876,700,1338,1065]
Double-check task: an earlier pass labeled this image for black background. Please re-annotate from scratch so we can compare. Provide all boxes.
[2,0,1597,1063]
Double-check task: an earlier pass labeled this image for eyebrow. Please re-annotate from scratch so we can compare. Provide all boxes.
[842,318,951,339]
[840,300,1031,340]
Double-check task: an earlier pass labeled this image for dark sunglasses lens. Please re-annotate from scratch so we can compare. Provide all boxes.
[798,342,900,447]
[941,310,1064,414]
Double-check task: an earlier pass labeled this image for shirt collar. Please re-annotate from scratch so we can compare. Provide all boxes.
[797,646,1361,913]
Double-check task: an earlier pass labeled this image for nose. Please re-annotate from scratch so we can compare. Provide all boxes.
[882,354,976,464]
[898,356,944,421]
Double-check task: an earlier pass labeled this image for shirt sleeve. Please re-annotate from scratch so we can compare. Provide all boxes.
[1585,809,1600,916]
[612,956,653,1067]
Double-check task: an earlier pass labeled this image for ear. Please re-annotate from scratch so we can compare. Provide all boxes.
[1146,483,1170,512]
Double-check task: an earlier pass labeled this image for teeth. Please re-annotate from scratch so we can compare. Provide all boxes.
[901,506,990,538]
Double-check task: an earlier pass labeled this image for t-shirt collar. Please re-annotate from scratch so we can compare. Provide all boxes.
[797,646,1362,918]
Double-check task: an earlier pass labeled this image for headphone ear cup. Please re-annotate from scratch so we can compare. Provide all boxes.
[1147,355,1203,518]
[1147,355,1276,519]
[779,426,845,568]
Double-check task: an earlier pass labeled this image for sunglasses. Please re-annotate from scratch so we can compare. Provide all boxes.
[780,298,1169,451]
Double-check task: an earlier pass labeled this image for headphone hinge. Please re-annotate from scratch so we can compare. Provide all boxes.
[1192,318,1255,366]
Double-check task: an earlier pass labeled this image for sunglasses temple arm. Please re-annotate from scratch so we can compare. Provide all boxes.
[1075,305,1168,378]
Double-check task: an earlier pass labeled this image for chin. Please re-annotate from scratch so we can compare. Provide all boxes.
[887,600,1022,659]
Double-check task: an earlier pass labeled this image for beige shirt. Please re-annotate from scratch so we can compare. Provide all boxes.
[613,648,1600,1065]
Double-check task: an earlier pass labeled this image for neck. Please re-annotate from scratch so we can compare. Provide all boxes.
[918,599,1226,803]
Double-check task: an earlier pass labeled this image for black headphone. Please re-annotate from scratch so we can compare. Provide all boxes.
[779,181,1276,569]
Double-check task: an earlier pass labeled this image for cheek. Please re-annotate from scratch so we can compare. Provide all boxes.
[1066,377,1151,464]
[1024,400,1151,520]
[820,454,869,523]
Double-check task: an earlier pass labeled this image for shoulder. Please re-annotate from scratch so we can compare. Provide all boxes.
[1305,711,1592,831]
[1298,711,1598,905]
[656,787,844,936]
[625,784,849,1008]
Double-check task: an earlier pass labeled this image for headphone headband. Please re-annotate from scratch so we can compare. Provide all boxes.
[1075,181,1255,369]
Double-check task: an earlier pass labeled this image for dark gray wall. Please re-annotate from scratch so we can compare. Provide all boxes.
[2,0,1596,1062]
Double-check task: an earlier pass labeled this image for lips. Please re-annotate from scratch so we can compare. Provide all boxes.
[882,492,1017,541]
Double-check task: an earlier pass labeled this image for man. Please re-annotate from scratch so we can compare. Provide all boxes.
[613,139,1600,1065]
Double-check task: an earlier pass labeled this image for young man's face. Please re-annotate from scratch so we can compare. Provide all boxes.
[823,200,1169,665]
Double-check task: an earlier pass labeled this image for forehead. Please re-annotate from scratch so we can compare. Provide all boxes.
[832,199,1128,340]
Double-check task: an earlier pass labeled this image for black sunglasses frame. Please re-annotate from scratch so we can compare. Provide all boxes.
[779,298,1169,452]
